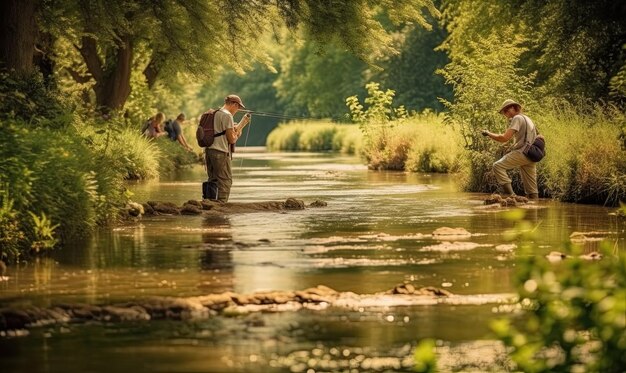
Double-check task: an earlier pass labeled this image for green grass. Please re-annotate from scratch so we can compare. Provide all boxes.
[537,104,626,205]
[366,113,463,172]
[266,121,362,153]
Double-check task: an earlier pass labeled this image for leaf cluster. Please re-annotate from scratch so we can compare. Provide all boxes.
[492,227,626,372]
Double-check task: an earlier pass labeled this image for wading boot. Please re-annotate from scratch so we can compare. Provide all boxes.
[527,193,539,200]
[500,183,515,197]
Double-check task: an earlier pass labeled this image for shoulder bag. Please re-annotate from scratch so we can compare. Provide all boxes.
[521,116,546,162]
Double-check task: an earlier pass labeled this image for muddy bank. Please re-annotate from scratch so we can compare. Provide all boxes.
[0,284,514,333]
[125,197,327,217]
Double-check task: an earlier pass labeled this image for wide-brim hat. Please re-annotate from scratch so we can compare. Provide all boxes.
[498,99,521,113]
[225,94,246,109]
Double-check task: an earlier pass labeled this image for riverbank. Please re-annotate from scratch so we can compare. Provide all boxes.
[265,105,626,206]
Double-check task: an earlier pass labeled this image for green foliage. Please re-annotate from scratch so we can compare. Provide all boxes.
[372,18,452,112]
[413,338,437,373]
[609,44,626,105]
[28,212,59,253]
[438,28,536,152]
[275,40,368,119]
[516,0,626,103]
[347,82,460,172]
[492,237,626,372]
[441,0,626,105]
[0,70,70,128]
[266,121,362,154]
[39,0,439,113]
[0,189,25,263]
[153,136,199,175]
[533,103,625,205]
[295,0,439,63]
[405,115,463,173]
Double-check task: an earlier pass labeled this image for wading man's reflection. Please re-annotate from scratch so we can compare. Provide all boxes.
[200,215,234,271]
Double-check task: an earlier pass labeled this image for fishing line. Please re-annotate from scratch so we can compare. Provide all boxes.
[238,114,252,170]
[239,109,309,121]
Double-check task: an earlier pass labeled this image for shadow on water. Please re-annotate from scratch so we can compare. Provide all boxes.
[1,149,624,372]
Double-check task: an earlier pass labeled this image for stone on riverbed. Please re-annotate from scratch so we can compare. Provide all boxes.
[484,194,529,206]
[180,203,203,215]
[432,227,472,239]
[309,200,328,207]
[140,198,318,216]
[0,284,463,332]
[147,201,180,215]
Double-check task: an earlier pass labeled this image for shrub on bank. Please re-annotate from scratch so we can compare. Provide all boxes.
[1,122,105,260]
[266,121,362,153]
[0,115,198,263]
[538,104,626,205]
[406,121,463,173]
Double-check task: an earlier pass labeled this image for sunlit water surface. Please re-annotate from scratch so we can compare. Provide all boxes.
[2,149,624,372]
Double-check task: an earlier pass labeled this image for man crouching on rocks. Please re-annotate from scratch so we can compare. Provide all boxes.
[481,99,539,199]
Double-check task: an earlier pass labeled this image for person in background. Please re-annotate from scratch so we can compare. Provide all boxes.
[482,99,539,199]
[205,94,250,202]
[167,113,193,151]
[143,112,167,139]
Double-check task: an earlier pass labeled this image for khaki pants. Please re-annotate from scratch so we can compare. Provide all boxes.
[493,150,538,195]
[205,149,232,202]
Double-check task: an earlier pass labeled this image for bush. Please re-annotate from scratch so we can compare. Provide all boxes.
[347,83,462,172]
[404,114,463,173]
[538,103,626,205]
[0,70,70,128]
[266,121,361,154]
[491,209,626,372]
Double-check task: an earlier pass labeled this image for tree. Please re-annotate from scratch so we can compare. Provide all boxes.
[372,19,452,112]
[274,40,368,118]
[43,0,438,113]
[0,0,39,76]
[440,0,626,104]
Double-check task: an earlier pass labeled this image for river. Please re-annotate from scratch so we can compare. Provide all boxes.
[1,149,624,372]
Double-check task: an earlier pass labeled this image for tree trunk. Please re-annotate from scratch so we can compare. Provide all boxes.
[0,0,38,75]
[95,36,133,112]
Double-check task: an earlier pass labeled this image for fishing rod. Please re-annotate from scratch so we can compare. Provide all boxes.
[239,109,309,121]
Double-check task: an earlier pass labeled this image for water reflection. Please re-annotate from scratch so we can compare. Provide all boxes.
[199,215,233,271]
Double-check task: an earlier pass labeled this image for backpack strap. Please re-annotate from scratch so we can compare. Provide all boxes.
[521,115,538,145]
[214,130,226,138]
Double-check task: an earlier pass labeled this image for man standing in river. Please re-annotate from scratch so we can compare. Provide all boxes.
[205,94,250,202]
[481,99,539,199]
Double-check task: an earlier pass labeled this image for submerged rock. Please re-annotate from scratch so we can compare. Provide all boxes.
[569,231,613,243]
[546,251,569,262]
[484,194,529,206]
[432,227,472,239]
[309,200,328,207]
[284,198,305,210]
[147,201,180,215]
[0,284,463,332]
[180,203,203,215]
[126,201,144,217]
[579,251,603,260]
[140,198,322,216]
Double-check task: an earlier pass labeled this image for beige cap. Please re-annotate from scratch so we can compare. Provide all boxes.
[225,94,245,109]
[498,99,521,113]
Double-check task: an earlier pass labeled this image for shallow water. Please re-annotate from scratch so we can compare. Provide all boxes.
[2,149,624,372]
